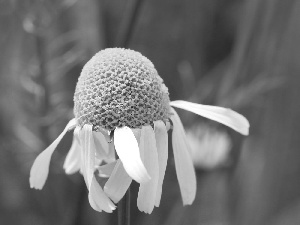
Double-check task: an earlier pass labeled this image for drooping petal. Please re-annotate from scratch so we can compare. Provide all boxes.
[170,108,196,205]
[170,100,249,135]
[131,128,141,143]
[153,120,168,207]
[114,126,150,183]
[104,160,132,203]
[63,127,81,174]
[98,161,117,178]
[94,131,116,164]
[88,176,116,213]
[137,125,159,214]
[93,131,109,156]
[80,125,116,212]
[29,119,77,189]
[80,124,96,189]
[105,141,116,163]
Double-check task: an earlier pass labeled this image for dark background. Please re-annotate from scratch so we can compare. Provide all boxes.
[1,0,300,224]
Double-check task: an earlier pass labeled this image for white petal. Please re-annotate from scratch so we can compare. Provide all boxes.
[137,126,159,214]
[170,109,196,205]
[93,131,109,157]
[63,127,81,174]
[80,124,96,189]
[104,160,132,203]
[153,120,168,207]
[97,161,117,178]
[88,176,116,213]
[114,126,150,183]
[131,128,141,143]
[29,119,77,189]
[170,100,249,135]
[105,142,116,163]
[79,126,116,212]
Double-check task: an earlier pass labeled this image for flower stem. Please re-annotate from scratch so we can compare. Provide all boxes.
[118,185,131,225]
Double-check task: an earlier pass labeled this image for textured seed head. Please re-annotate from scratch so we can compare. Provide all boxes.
[74,48,171,131]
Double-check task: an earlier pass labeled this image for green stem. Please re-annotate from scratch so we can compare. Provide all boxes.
[118,185,131,225]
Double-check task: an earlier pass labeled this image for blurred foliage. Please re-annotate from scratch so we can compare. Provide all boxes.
[0,0,299,225]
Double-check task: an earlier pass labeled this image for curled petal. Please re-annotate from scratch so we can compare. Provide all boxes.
[170,100,249,135]
[154,120,168,207]
[29,119,77,189]
[170,108,196,205]
[137,126,159,214]
[93,131,109,156]
[89,176,116,213]
[63,127,81,174]
[104,160,132,203]
[93,131,115,163]
[98,161,117,178]
[114,127,150,183]
[80,125,116,212]
[105,142,116,163]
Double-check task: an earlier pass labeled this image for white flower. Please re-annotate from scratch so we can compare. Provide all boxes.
[186,125,232,169]
[29,48,249,214]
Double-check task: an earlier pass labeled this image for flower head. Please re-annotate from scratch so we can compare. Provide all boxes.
[30,48,249,214]
[74,48,170,130]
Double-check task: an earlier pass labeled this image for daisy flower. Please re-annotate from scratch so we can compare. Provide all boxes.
[186,124,232,169]
[30,48,249,214]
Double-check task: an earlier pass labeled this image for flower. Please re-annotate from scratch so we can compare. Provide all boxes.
[186,124,232,169]
[30,48,249,214]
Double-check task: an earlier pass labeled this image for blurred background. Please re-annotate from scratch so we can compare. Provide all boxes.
[1,0,300,224]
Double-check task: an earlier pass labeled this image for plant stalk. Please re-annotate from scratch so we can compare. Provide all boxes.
[118,186,131,225]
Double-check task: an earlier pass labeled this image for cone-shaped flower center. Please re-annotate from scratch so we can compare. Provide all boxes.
[74,48,171,131]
